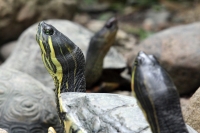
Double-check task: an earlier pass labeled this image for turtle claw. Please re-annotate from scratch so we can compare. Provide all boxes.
[48,127,56,133]
[0,128,8,133]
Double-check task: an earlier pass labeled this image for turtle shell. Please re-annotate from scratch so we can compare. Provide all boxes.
[0,68,62,133]
[2,20,126,90]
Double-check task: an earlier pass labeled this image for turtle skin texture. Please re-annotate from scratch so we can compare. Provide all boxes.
[0,68,62,133]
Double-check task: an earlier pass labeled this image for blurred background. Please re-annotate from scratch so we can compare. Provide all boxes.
[1,0,200,96]
[1,0,199,51]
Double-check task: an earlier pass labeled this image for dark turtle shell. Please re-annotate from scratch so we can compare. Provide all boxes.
[0,68,62,133]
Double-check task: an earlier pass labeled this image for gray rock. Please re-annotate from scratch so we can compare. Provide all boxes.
[0,0,78,45]
[61,93,196,133]
[61,93,151,133]
[2,19,126,90]
[128,22,200,94]
[78,2,110,12]
[183,87,200,133]
[0,41,17,60]
[143,8,170,31]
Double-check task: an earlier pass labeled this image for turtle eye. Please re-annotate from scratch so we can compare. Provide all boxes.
[43,27,54,35]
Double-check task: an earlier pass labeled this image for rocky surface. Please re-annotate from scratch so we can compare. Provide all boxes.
[62,93,151,133]
[0,41,16,60]
[174,4,200,24]
[183,87,200,133]
[2,19,126,90]
[61,93,197,133]
[0,0,78,45]
[0,68,61,132]
[143,8,171,31]
[128,22,200,95]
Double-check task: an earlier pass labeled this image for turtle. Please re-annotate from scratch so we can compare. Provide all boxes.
[85,17,118,89]
[131,51,197,133]
[36,21,197,133]
[0,18,125,133]
[2,19,127,93]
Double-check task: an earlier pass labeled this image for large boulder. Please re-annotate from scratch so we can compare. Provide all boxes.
[2,19,126,90]
[0,0,77,45]
[61,93,196,133]
[128,22,200,94]
[61,93,151,133]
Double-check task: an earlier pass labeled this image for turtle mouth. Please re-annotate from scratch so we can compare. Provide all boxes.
[37,21,44,35]
[36,22,42,44]
[36,22,45,44]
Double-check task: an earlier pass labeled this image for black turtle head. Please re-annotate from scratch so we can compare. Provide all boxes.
[36,21,80,73]
[132,53,188,133]
[98,17,118,38]
[36,21,58,47]
[105,17,118,31]
[89,17,118,52]
[39,21,55,36]
[36,21,77,58]
[36,21,86,93]
[131,51,160,95]
[134,51,159,67]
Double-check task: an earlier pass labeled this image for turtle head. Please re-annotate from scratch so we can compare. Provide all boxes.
[36,21,86,93]
[36,21,64,75]
[36,21,65,55]
[131,51,159,92]
[134,51,159,67]
[132,51,188,133]
[89,17,118,52]
[85,17,118,88]
[105,17,118,33]
[97,17,118,38]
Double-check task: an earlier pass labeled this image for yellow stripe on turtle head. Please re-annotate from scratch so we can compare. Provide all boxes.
[39,40,46,55]
[47,36,63,86]
[131,61,137,97]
